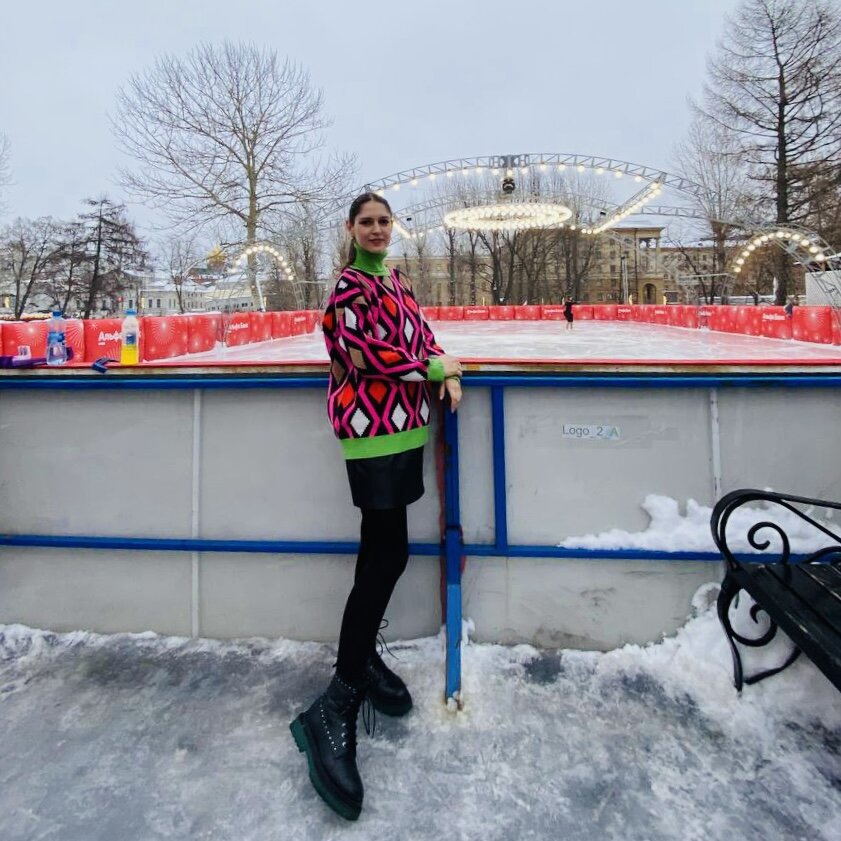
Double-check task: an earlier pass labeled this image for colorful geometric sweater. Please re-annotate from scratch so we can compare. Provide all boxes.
[322,259,446,460]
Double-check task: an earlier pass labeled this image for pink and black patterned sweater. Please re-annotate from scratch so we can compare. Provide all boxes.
[322,267,446,460]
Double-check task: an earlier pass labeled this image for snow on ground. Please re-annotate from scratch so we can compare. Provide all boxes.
[168,321,841,365]
[560,493,840,554]
[1,594,839,841]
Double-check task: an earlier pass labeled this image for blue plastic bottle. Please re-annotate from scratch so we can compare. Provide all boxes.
[46,310,68,366]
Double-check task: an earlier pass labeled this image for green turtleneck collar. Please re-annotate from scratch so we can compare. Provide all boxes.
[350,245,389,277]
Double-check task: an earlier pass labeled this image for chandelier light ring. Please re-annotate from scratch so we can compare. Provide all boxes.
[444,203,573,232]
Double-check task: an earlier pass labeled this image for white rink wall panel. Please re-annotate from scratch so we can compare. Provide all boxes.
[504,389,715,544]
[0,549,193,636]
[0,391,194,537]
[462,556,720,649]
[456,388,497,544]
[199,554,441,641]
[718,388,841,501]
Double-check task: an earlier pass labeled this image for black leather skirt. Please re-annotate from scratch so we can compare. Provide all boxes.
[345,445,425,509]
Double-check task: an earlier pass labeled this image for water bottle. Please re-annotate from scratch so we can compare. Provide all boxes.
[45,310,68,366]
[120,308,140,365]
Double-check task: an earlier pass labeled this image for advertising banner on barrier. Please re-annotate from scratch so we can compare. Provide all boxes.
[437,307,464,321]
[666,306,683,326]
[541,305,565,320]
[616,306,633,321]
[488,306,514,320]
[514,305,541,320]
[83,318,122,362]
[224,312,252,346]
[142,316,188,360]
[272,311,292,338]
[592,305,618,320]
[64,319,85,361]
[734,306,762,336]
[652,306,668,324]
[422,306,440,321]
[187,314,218,354]
[289,311,308,336]
[3,320,48,358]
[760,307,792,339]
[463,306,489,320]
[683,307,700,329]
[572,305,594,320]
[250,312,272,342]
[792,306,833,344]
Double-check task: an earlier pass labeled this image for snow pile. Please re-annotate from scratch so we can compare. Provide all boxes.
[559,492,839,554]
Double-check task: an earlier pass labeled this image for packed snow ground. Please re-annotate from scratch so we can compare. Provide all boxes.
[1,588,839,841]
[168,321,841,365]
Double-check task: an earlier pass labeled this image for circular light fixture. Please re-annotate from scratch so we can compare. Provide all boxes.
[443,202,573,232]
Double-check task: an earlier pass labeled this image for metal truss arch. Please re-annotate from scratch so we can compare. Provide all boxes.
[360,152,708,203]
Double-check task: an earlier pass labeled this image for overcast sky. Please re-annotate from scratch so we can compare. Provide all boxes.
[1,0,743,237]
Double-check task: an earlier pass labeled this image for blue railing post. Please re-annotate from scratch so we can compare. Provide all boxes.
[491,386,508,554]
[442,404,463,707]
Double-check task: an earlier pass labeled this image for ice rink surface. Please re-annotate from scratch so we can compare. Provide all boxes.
[168,320,841,365]
[1,592,839,841]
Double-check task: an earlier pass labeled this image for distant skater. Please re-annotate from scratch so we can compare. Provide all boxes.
[563,297,574,331]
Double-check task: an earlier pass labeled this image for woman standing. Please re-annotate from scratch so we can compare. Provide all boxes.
[563,296,575,331]
[290,193,462,821]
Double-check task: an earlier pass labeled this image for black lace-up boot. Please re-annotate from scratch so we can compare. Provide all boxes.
[290,674,370,821]
[365,650,413,716]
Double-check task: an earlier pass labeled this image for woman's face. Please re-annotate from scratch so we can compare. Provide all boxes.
[347,200,392,253]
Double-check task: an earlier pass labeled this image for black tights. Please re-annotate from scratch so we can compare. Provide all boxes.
[335,506,409,683]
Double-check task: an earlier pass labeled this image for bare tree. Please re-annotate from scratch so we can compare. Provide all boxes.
[1,217,62,317]
[113,42,355,291]
[78,198,146,318]
[0,135,10,215]
[696,0,841,301]
[161,234,202,312]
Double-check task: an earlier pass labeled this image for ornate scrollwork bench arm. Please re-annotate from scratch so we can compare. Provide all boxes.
[710,489,841,691]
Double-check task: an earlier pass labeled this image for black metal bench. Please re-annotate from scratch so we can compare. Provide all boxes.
[711,489,841,692]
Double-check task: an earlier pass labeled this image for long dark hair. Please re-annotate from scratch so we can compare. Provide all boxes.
[345,192,392,266]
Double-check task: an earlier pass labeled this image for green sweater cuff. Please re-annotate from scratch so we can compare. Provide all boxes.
[427,357,445,382]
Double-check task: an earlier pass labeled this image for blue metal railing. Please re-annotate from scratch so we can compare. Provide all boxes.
[2,369,840,702]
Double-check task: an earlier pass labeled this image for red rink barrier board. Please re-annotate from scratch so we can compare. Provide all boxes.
[250,312,273,342]
[792,306,833,344]
[224,313,252,347]
[488,306,514,320]
[272,311,292,338]
[760,307,792,340]
[514,305,541,320]
[3,321,48,358]
[83,319,123,362]
[289,312,308,336]
[734,306,762,337]
[652,307,668,324]
[422,306,440,321]
[306,310,321,332]
[142,316,188,361]
[437,307,464,321]
[683,307,700,329]
[187,314,219,354]
[463,306,490,321]
[666,306,684,327]
[592,305,618,321]
[572,305,594,320]
[617,306,633,321]
[834,315,841,346]
[64,319,85,361]
[541,305,565,320]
